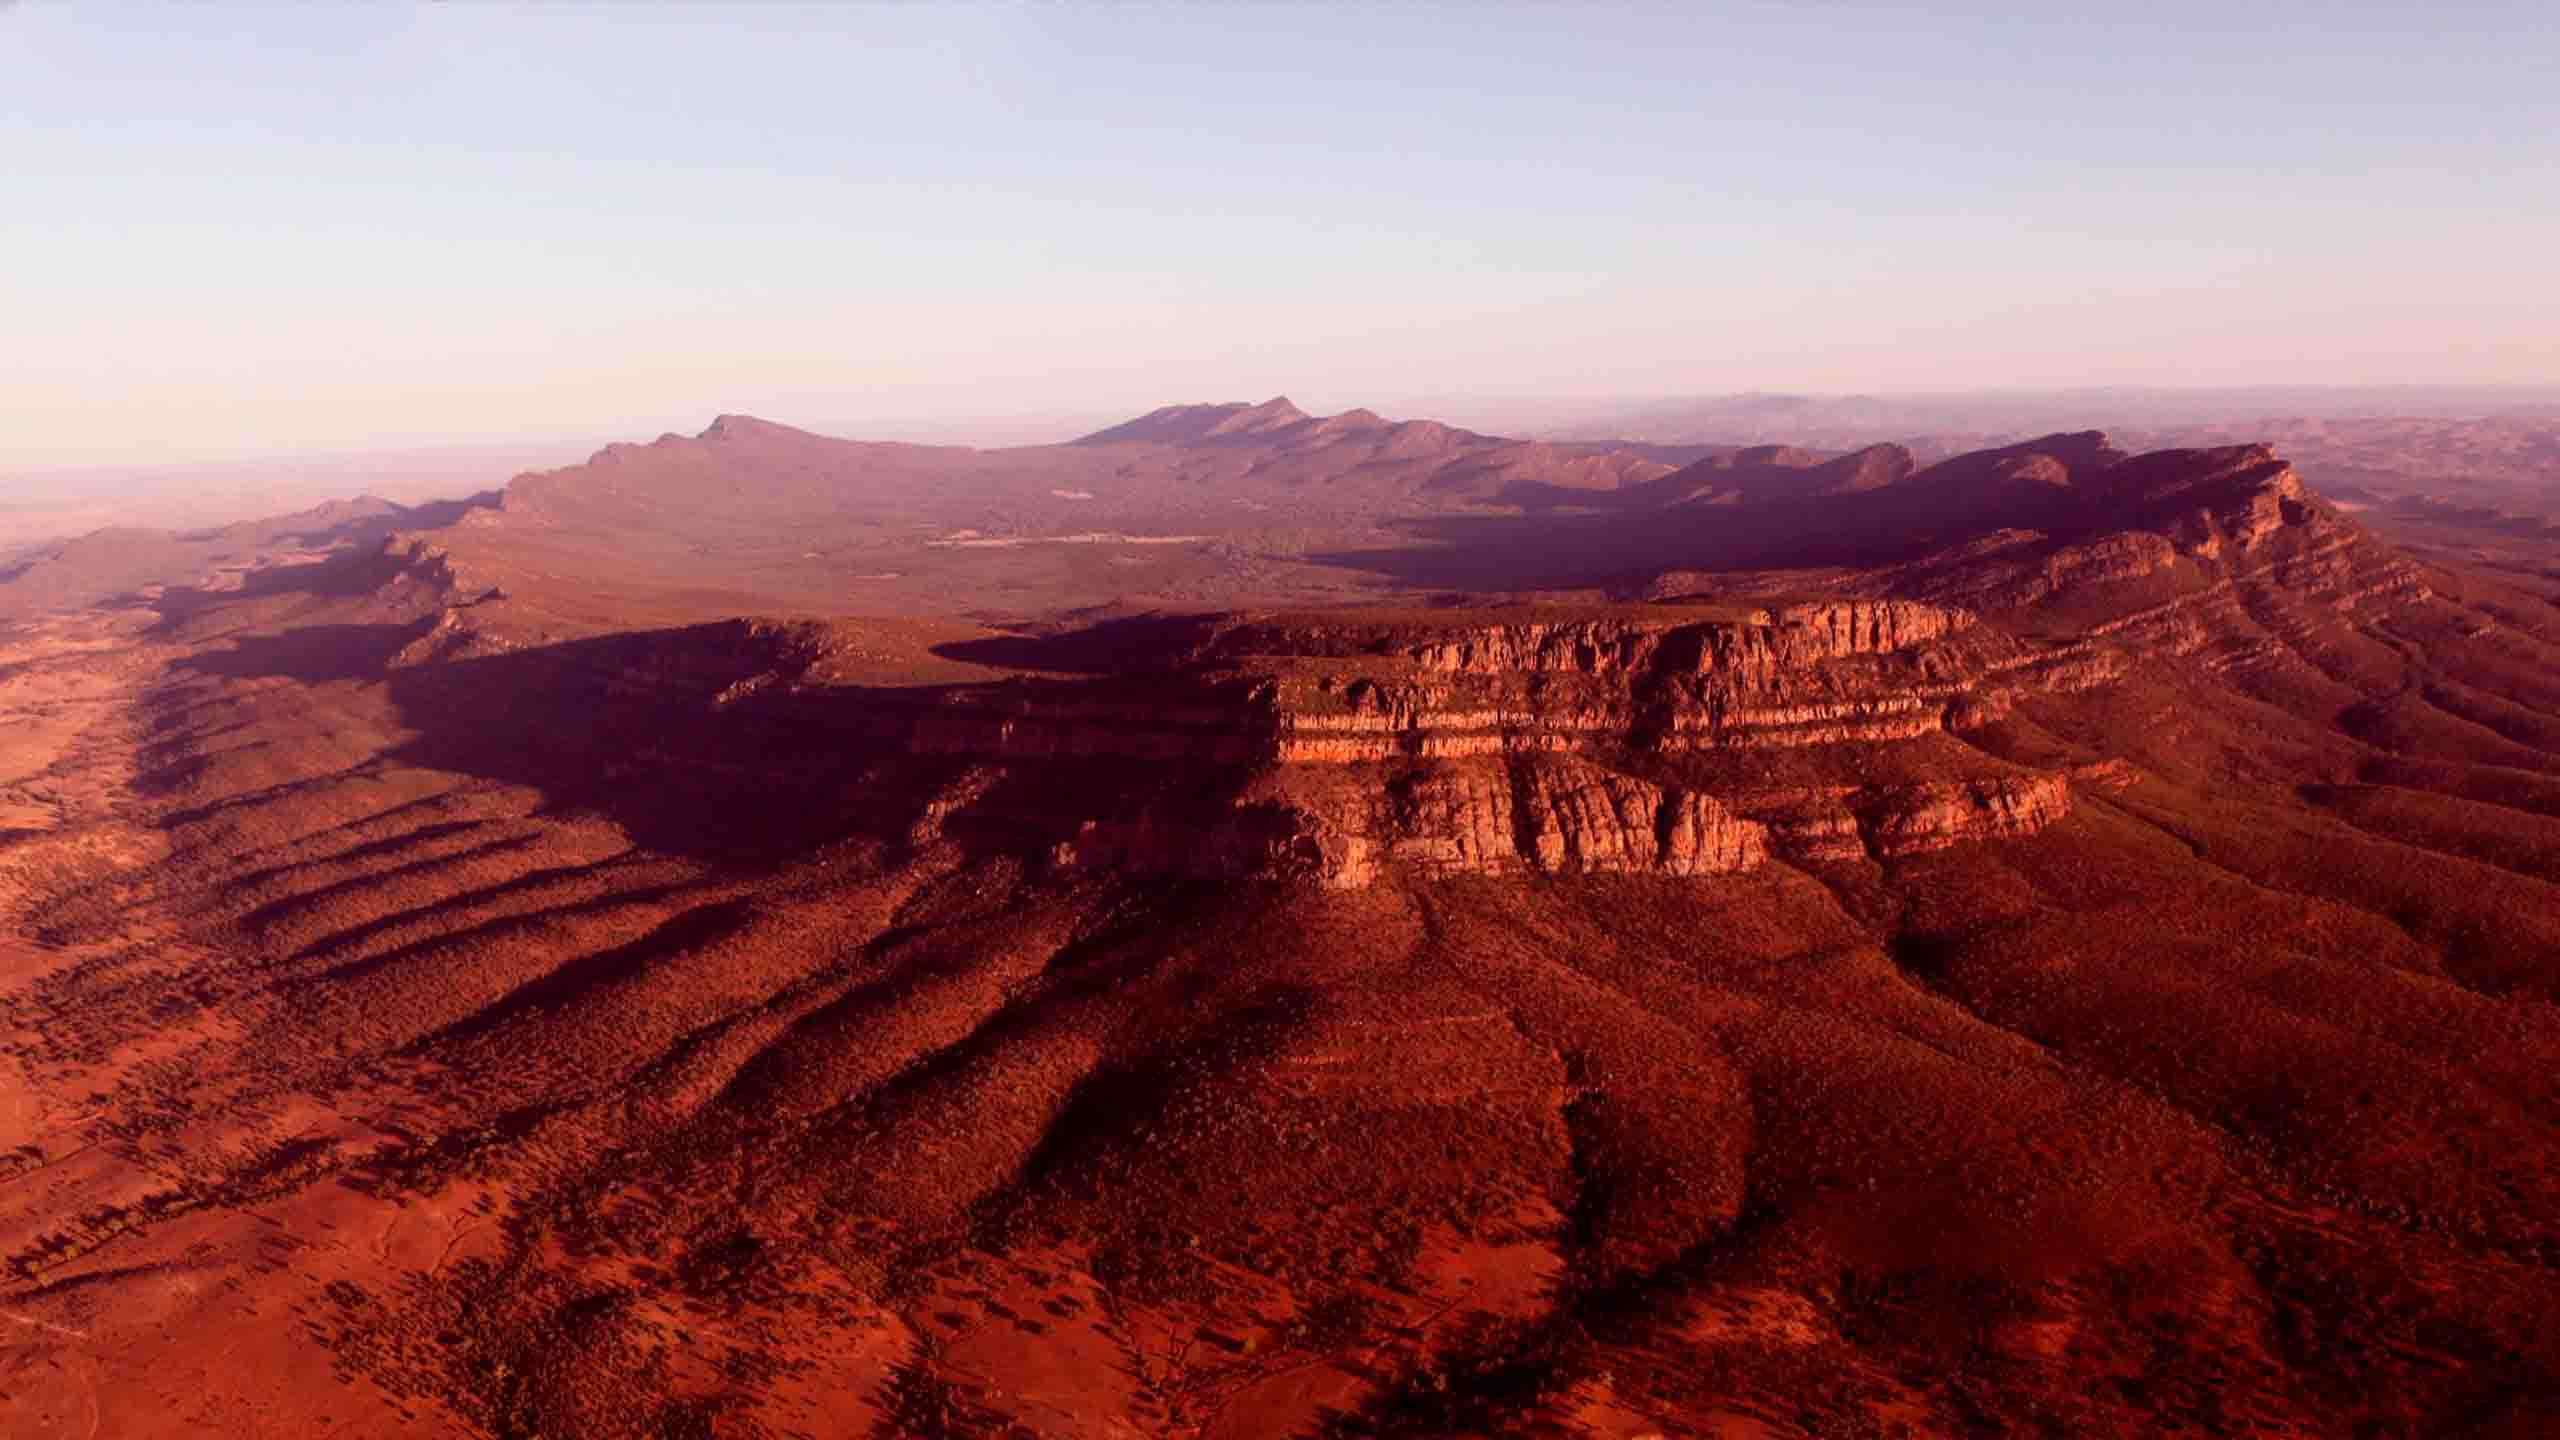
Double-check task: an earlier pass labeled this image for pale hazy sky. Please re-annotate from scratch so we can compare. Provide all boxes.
[6,2,2555,467]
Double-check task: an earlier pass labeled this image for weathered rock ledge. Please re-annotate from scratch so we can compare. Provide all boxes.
[859,601,2111,888]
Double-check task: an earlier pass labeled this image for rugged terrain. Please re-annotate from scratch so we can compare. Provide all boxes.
[2,409,2557,1437]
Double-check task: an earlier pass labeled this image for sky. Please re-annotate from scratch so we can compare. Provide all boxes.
[5,1,2556,468]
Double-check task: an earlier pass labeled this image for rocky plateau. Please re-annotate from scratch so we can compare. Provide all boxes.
[2,412,2555,1440]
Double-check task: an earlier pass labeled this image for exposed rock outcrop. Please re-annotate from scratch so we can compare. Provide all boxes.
[1039,754,1770,889]
[785,599,2116,887]
[1861,775,2073,856]
[414,436,2438,892]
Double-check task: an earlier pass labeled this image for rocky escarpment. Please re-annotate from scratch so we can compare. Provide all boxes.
[929,733,2080,891]
[782,599,2123,889]
[1732,774,2074,863]
[812,449,2437,891]
[1865,442,2432,618]
[1225,600,2104,762]
[383,599,2098,889]
[407,438,2443,892]
[858,437,2438,888]
[1039,752,1769,889]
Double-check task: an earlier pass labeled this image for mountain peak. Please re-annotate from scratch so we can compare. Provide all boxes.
[1203,396,1308,438]
[1307,406,1392,439]
[698,413,811,444]
[1074,397,1318,446]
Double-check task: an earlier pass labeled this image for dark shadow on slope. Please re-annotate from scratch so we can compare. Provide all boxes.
[378,629,954,862]
[147,541,438,627]
[1294,503,1932,592]
[170,488,501,550]
[1,489,502,622]
[404,897,758,1055]
[390,490,506,532]
[929,612,1228,673]
[155,606,1278,868]
[1296,433,2219,593]
[170,619,437,685]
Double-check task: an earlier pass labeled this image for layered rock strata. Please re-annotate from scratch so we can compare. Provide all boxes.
[847,600,2111,888]
[1039,753,1770,890]
[841,601,2108,762]
[1731,775,2074,863]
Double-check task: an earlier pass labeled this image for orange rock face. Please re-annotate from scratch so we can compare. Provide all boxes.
[804,601,2102,887]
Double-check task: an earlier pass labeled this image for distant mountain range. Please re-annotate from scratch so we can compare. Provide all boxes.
[1546,389,2560,509]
